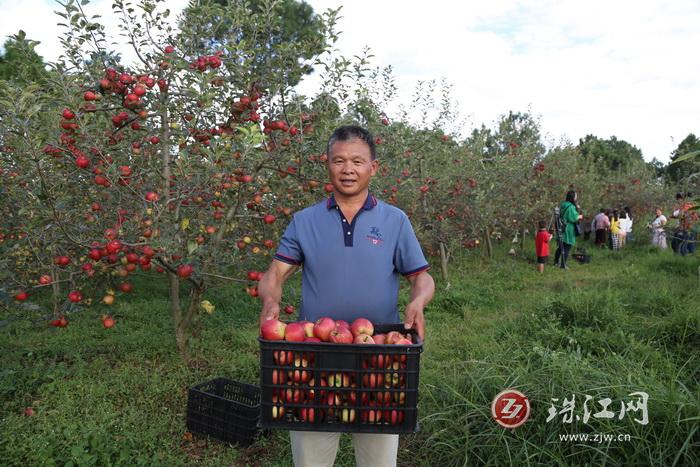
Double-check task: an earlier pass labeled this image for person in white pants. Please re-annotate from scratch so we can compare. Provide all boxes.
[290,431,399,467]
[258,126,434,467]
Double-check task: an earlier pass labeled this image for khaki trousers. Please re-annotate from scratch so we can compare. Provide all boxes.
[290,431,399,467]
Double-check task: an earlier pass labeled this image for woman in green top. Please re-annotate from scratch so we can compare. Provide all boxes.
[554,190,582,269]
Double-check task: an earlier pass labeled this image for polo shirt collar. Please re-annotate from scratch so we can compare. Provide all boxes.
[327,193,377,211]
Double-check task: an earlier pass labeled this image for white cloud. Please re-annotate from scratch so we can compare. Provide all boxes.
[0,0,188,65]
[2,0,698,162]
[305,0,700,162]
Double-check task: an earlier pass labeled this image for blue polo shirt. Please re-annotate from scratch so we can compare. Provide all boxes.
[274,194,430,324]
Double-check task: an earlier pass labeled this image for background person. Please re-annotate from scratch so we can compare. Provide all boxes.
[592,208,610,248]
[553,190,583,269]
[671,192,698,256]
[610,209,621,250]
[535,220,553,273]
[650,208,668,249]
[258,125,435,467]
[623,206,634,243]
[670,193,686,254]
[618,211,632,248]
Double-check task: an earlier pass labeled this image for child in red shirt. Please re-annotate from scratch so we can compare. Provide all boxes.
[535,220,553,273]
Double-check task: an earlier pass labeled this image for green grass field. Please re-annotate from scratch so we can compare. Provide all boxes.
[1,240,698,466]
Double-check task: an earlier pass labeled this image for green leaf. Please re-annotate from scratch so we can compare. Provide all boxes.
[187,240,198,255]
[671,150,700,164]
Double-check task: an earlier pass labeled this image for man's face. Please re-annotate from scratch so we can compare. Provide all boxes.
[327,138,378,198]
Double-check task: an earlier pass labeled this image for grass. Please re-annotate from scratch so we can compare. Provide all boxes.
[1,238,698,466]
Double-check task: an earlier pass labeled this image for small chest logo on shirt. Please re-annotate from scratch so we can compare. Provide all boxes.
[367,226,384,245]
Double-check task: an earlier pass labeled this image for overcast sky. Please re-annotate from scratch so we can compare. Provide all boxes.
[2,0,699,162]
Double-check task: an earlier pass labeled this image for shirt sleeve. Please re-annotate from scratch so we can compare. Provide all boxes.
[394,213,429,276]
[274,216,303,265]
[564,205,579,223]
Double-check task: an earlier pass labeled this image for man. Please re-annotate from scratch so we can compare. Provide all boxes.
[258,125,435,467]
[592,208,610,248]
[671,192,698,255]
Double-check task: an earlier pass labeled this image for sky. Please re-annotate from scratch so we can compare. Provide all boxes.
[2,0,699,162]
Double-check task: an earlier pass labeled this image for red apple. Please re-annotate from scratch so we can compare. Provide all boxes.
[300,320,314,337]
[271,369,286,385]
[263,214,276,224]
[329,327,353,344]
[38,275,52,285]
[177,264,193,278]
[350,318,374,337]
[271,403,285,420]
[284,322,306,342]
[362,372,383,388]
[395,337,413,346]
[273,350,293,366]
[54,255,70,266]
[102,316,115,329]
[106,240,122,254]
[14,291,28,301]
[335,319,350,331]
[298,407,315,423]
[373,333,386,345]
[354,334,375,344]
[304,336,322,342]
[327,372,351,388]
[261,319,286,340]
[247,271,261,281]
[340,408,356,423]
[385,331,404,344]
[284,305,295,315]
[313,317,335,342]
[68,291,83,303]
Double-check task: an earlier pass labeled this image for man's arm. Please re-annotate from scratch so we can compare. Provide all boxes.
[258,259,299,328]
[403,271,435,341]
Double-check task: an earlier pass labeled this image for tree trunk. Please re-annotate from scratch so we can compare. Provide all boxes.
[169,272,205,363]
[485,227,493,259]
[51,270,60,316]
[438,241,450,290]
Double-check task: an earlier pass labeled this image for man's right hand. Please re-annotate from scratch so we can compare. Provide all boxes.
[257,259,299,331]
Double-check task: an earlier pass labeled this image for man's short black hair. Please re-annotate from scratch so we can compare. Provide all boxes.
[326,125,376,161]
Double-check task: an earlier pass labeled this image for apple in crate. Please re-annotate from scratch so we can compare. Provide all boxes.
[350,318,374,337]
[354,334,375,344]
[329,327,353,344]
[299,320,315,338]
[285,322,306,341]
[313,317,336,341]
[261,319,286,340]
[385,331,404,344]
[335,319,351,331]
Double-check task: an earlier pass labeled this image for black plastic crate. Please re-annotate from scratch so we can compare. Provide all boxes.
[186,377,261,446]
[259,324,423,434]
[572,248,591,264]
